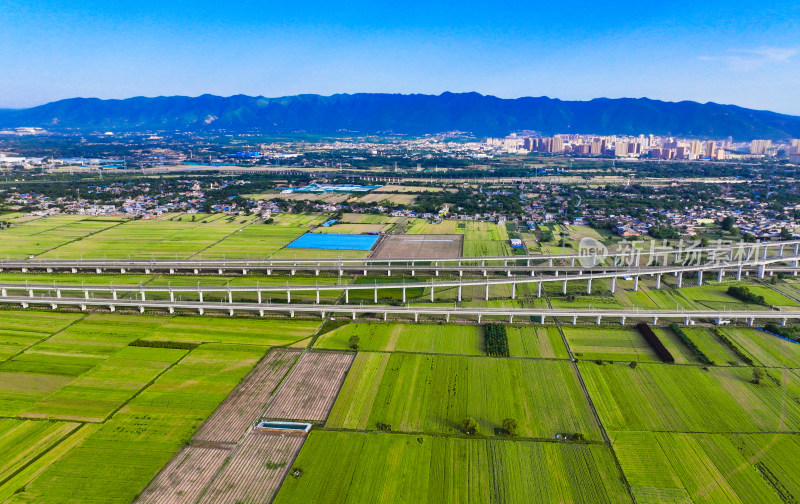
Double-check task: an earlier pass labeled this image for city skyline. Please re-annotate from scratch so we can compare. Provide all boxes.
[1,0,798,114]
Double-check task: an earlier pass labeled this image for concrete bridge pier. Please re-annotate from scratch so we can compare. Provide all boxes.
[540,315,545,324]
[403,287,407,303]
[511,283,516,299]
[781,318,787,326]
[193,269,199,275]
[317,290,321,304]
[779,244,784,257]
[80,304,86,311]
[748,318,754,326]
[677,272,683,288]
[28,289,34,298]
[169,268,175,275]
[458,285,462,302]
[758,264,765,279]
[0,288,5,297]
[218,268,224,275]
[655,274,661,289]
[169,291,174,302]
[72,268,78,273]
[634,276,639,291]
[562,280,568,295]
[621,316,626,325]
[430,286,435,302]
[652,316,658,325]
[229,308,234,317]
[736,267,742,281]
[140,290,146,301]
[446,313,450,323]
[484,284,489,301]
[56,289,61,298]
[537,283,542,298]
[51,303,58,310]
[762,246,768,260]
[697,270,703,286]
[84,290,89,300]
[717,269,724,283]
[509,315,513,324]
[286,290,291,303]
[198,308,204,315]
[139,306,145,313]
[199,291,204,303]
[414,312,418,322]
[586,278,592,294]
[260,309,265,317]
[168,306,174,314]
[572,315,577,324]
[684,317,690,325]
[596,315,602,325]
[610,277,616,294]
[112,290,117,300]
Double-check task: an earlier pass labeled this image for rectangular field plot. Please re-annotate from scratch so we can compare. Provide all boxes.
[327,354,601,440]
[612,431,800,504]
[38,217,248,259]
[678,327,753,366]
[193,348,300,443]
[0,419,81,484]
[273,431,632,504]
[313,323,485,356]
[0,311,82,362]
[264,351,354,421]
[371,234,463,259]
[6,344,267,504]
[506,326,569,359]
[581,362,800,433]
[145,317,320,346]
[562,326,661,362]
[722,327,800,368]
[195,224,305,258]
[0,215,124,258]
[134,445,232,504]
[197,432,304,504]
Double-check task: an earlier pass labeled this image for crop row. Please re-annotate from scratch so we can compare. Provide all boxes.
[668,324,714,365]
[635,323,674,363]
[484,323,510,357]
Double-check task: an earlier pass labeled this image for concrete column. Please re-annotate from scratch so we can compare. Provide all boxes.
[779,244,784,257]
[511,283,516,299]
[621,316,626,325]
[72,267,78,273]
[446,313,450,323]
[374,287,378,303]
[572,315,577,325]
[436,270,439,277]
[562,280,568,295]
[655,274,661,289]
[46,267,52,273]
[194,269,199,275]
[548,258,553,267]
[96,268,102,274]
[268,269,273,276]
[140,290,146,301]
[477,314,482,324]
[169,291,174,302]
[317,290,321,304]
[56,289,61,298]
[596,315,602,325]
[120,268,125,274]
[228,290,233,303]
[684,317,690,325]
[229,308,234,317]
[653,316,658,325]
[169,268,175,275]
[758,264,765,278]
[459,270,463,277]
[411,270,415,276]
[145,268,150,274]
[697,270,703,286]
[677,272,683,288]
[0,288,5,297]
[781,318,787,326]
[762,246,768,260]
[29,289,34,298]
[570,257,575,267]
[286,290,291,303]
[315,269,320,276]
[402,287,407,303]
[199,291,204,303]
[430,286,435,302]
[414,312,418,322]
[736,267,742,281]
[109,305,115,312]
[748,318,754,326]
[634,276,639,291]
[139,306,145,313]
[290,310,295,318]
[610,277,616,294]
[537,283,542,298]
[218,268,223,275]
[291,269,296,276]
[260,309,265,317]
[457,285,462,302]
[586,278,592,295]
[169,306,175,314]
[80,304,86,311]
[112,290,117,300]
[383,312,388,321]
[387,269,391,276]
[484,284,489,301]
[717,269,723,283]
[198,307,204,315]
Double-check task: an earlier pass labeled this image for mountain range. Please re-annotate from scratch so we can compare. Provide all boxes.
[1,92,799,140]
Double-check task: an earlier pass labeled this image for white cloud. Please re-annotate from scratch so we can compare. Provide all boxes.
[699,47,798,71]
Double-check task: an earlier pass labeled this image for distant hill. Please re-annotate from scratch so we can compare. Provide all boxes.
[1,92,799,140]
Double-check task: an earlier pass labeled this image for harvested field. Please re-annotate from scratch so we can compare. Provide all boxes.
[135,445,232,504]
[197,432,304,504]
[264,351,354,421]
[194,349,300,443]
[373,185,444,193]
[371,234,463,259]
[354,193,417,205]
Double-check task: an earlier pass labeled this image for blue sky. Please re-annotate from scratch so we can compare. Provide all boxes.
[1,0,799,114]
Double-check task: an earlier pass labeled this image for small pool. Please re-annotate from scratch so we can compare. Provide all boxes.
[286,233,379,251]
[256,420,312,432]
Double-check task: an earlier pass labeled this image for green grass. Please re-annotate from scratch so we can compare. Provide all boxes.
[562,326,661,362]
[581,362,800,433]
[195,223,305,258]
[723,327,800,368]
[314,323,485,355]
[4,343,267,504]
[274,431,632,504]
[0,216,125,259]
[327,353,601,440]
[612,431,800,504]
[0,311,82,362]
[505,325,569,359]
[680,327,751,366]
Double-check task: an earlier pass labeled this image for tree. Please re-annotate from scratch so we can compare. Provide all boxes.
[461,417,479,435]
[752,368,766,384]
[348,335,360,351]
[780,227,793,240]
[720,216,735,231]
[502,418,518,436]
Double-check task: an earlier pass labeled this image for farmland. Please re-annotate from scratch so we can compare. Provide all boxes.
[562,326,661,362]
[0,312,320,504]
[313,323,485,355]
[274,431,632,504]
[327,353,602,440]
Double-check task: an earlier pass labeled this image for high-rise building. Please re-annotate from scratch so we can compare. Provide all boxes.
[690,140,702,155]
[791,139,800,154]
[750,139,772,155]
[706,141,716,158]
[615,142,629,157]
[551,136,564,153]
[590,139,603,155]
